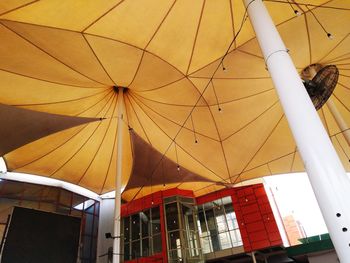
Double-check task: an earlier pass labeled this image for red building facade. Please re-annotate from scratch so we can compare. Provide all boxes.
[121,184,282,262]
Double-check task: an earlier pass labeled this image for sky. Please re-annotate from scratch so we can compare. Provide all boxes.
[264,173,328,237]
[0,157,328,237]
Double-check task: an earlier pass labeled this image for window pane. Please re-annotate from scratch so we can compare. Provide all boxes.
[131,213,140,240]
[166,203,179,231]
[219,232,232,249]
[168,231,181,249]
[153,234,162,254]
[81,235,92,259]
[141,210,150,238]
[123,216,130,242]
[142,238,150,257]
[224,203,234,214]
[187,231,200,257]
[182,204,195,232]
[222,196,232,206]
[179,197,195,204]
[59,190,72,206]
[197,211,208,236]
[200,236,212,254]
[169,249,182,261]
[93,215,99,237]
[215,214,227,233]
[84,213,94,233]
[151,207,161,235]
[205,209,216,232]
[210,234,221,252]
[230,230,243,247]
[226,211,238,230]
[203,201,214,210]
[123,242,130,261]
[131,240,141,259]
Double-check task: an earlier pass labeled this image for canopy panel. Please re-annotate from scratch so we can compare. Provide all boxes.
[0,103,99,156]
[0,0,349,197]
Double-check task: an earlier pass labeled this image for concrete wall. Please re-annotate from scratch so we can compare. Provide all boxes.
[97,198,115,263]
[308,251,339,263]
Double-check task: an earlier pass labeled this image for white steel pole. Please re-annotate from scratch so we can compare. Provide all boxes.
[327,99,350,146]
[243,0,350,261]
[113,87,124,263]
[251,251,257,263]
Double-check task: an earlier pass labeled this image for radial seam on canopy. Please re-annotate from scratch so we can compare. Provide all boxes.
[185,0,206,75]
[124,3,252,197]
[320,107,331,136]
[129,92,219,142]
[76,92,119,185]
[320,34,350,64]
[75,89,115,117]
[9,88,110,107]
[0,22,109,86]
[127,94,228,182]
[204,81,232,181]
[0,0,39,16]
[237,49,264,60]
[232,113,285,184]
[81,34,117,85]
[338,82,350,93]
[264,0,350,11]
[222,99,280,141]
[187,0,334,76]
[124,94,152,145]
[99,103,120,194]
[48,94,117,178]
[334,135,350,161]
[289,146,298,172]
[229,0,236,50]
[81,0,127,33]
[0,68,104,89]
[7,92,115,172]
[131,76,186,93]
[127,51,145,88]
[133,82,275,107]
[143,0,177,49]
[333,92,350,113]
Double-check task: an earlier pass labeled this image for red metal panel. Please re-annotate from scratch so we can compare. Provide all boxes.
[243,212,263,224]
[122,192,163,217]
[241,204,260,215]
[122,188,195,217]
[230,184,282,252]
[125,253,163,263]
[245,221,266,233]
[196,188,235,205]
[162,188,194,199]
[250,240,271,250]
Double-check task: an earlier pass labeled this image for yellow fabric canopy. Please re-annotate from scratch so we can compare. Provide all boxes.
[0,0,349,200]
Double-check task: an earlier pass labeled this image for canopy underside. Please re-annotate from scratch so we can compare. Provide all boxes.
[0,0,349,199]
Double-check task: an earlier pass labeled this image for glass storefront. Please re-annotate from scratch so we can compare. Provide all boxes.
[164,196,202,263]
[120,193,243,262]
[197,196,242,254]
[122,206,162,261]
